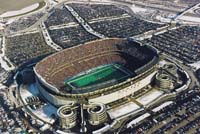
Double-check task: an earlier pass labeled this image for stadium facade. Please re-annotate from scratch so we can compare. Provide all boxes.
[34,38,159,106]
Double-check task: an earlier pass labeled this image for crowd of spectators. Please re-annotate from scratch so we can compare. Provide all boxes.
[142,26,200,64]
[45,6,76,27]
[6,12,44,34]
[5,32,55,66]
[124,87,200,134]
[36,39,156,91]
[49,26,98,49]
[36,39,126,89]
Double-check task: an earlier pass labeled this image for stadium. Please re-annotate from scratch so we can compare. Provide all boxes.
[34,38,159,106]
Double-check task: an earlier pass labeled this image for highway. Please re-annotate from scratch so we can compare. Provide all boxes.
[161,53,200,89]
[174,3,200,20]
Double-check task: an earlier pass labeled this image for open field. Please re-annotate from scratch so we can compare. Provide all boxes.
[65,64,131,89]
[0,0,44,14]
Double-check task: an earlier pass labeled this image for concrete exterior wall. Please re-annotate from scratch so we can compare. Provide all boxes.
[89,71,157,104]
[37,71,157,106]
[37,80,75,106]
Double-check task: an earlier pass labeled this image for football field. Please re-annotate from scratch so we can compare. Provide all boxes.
[64,64,131,89]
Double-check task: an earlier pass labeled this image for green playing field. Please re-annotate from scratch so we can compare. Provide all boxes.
[64,64,130,89]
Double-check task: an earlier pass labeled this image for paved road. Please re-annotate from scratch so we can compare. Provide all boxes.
[161,53,200,89]
[174,3,200,20]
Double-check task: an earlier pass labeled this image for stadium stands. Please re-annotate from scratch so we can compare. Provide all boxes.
[35,38,158,93]
[6,32,55,66]
[143,26,200,64]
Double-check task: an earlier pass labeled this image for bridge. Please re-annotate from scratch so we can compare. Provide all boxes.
[174,3,200,20]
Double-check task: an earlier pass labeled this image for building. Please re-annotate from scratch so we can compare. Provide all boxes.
[34,38,159,106]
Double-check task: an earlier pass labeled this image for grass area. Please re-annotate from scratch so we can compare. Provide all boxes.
[3,1,46,18]
[65,64,131,89]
